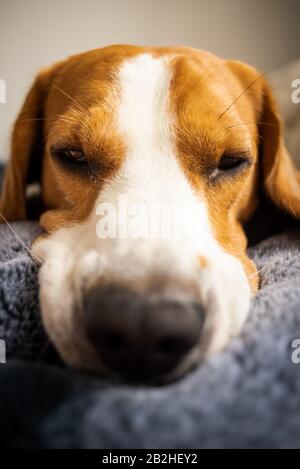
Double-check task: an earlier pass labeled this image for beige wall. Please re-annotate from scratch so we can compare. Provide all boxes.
[0,0,299,160]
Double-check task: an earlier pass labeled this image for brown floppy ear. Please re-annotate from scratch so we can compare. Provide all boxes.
[227,59,300,218]
[259,79,300,218]
[0,67,54,221]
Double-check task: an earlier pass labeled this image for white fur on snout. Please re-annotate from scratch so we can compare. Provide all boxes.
[32,53,252,377]
[32,234,107,372]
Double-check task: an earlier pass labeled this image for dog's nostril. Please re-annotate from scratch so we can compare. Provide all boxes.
[103,331,126,351]
[156,336,192,356]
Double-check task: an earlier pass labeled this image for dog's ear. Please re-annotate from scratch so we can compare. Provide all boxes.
[228,59,300,219]
[0,66,56,221]
[258,78,300,218]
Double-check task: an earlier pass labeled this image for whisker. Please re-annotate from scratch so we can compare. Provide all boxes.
[247,262,273,280]
[49,81,88,115]
[218,76,264,121]
[0,211,42,264]
[218,60,289,121]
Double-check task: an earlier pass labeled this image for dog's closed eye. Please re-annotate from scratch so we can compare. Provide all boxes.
[51,147,87,164]
[50,146,91,176]
[211,152,252,181]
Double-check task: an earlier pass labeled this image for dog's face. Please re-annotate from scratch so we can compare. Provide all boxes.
[1,45,300,383]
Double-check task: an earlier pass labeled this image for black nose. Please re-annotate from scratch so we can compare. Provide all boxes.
[84,285,204,382]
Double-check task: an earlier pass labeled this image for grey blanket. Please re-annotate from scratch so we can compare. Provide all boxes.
[1,218,300,448]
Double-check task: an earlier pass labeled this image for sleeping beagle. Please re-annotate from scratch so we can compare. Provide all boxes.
[1,45,299,383]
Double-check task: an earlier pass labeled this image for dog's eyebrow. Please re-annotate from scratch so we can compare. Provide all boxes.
[222,150,252,159]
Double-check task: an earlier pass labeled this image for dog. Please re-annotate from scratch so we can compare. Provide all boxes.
[1,45,299,383]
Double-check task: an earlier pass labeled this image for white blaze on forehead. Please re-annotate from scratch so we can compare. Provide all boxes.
[116,53,188,200]
[118,53,170,146]
[96,53,215,254]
